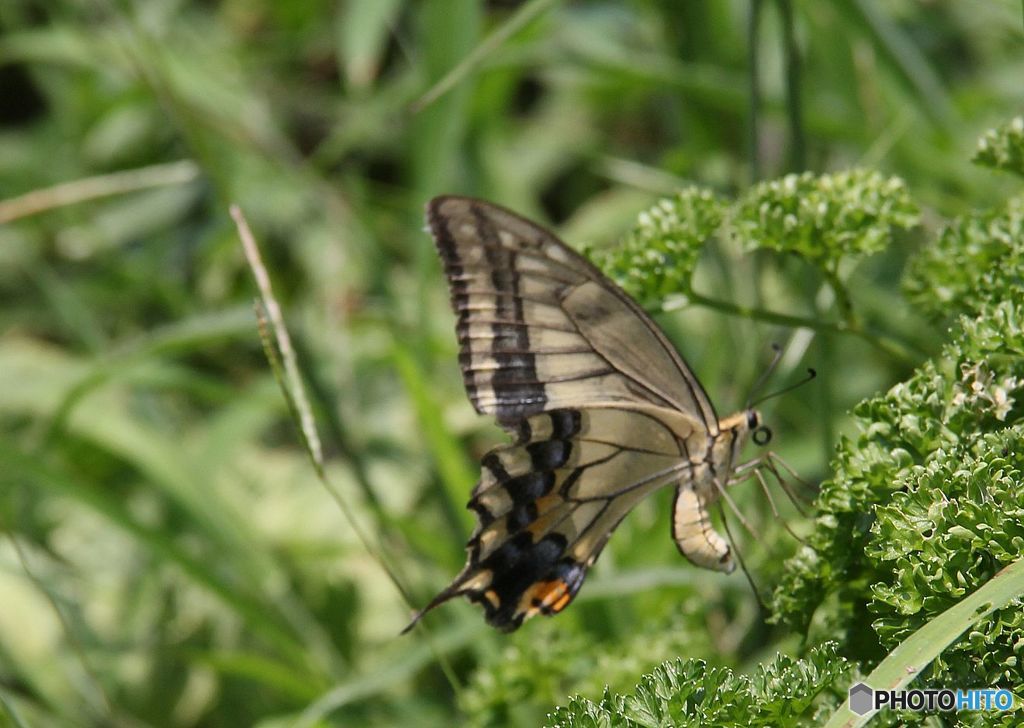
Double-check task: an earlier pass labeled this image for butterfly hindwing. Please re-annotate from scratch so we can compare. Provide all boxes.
[412,408,698,631]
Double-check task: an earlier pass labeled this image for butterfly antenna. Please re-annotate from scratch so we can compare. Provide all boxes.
[745,343,784,410]
[748,367,817,410]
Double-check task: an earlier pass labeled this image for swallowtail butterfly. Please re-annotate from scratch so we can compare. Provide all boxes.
[406,197,768,632]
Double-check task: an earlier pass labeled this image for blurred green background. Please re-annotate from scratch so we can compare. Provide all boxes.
[1,1,1022,726]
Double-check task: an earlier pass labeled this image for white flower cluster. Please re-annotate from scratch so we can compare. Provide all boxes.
[951,360,1018,421]
[974,116,1024,176]
[735,169,919,265]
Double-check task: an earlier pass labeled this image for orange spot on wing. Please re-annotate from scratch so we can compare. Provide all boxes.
[483,589,500,608]
[551,591,572,613]
[535,580,569,606]
[517,578,574,620]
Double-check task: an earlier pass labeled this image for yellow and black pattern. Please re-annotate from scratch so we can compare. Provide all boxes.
[428,196,718,429]
[406,197,760,632]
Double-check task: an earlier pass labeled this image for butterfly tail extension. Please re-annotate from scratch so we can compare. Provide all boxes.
[402,554,588,634]
[401,569,482,635]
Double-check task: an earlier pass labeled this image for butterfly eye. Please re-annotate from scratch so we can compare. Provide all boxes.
[746,410,759,429]
[752,426,772,446]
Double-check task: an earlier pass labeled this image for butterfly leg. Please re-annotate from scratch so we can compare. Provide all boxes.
[726,453,811,539]
[727,456,763,480]
[750,467,807,544]
[717,501,769,615]
[761,451,817,513]
[709,471,760,540]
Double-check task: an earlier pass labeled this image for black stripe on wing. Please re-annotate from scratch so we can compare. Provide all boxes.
[430,202,557,424]
[430,206,673,423]
[405,408,695,631]
[426,195,721,435]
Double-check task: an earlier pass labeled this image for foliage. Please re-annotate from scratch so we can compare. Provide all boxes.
[870,424,1024,683]
[771,301,1024,631]
[559,119,1024,725]
[771,125,1024,697]
[3,1,1024,726]
[547,643,849,728]
[458,611,716,728]
[590,187,724,307]
[973,117,1024,178]
[776,329,1024,680]
[593,169,919,308]
[732,170,919,271]
[904,194,1024,321]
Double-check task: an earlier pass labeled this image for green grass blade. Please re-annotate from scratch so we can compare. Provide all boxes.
[824,556,1024,727]
[411,0,559,113]
[0,160,199,223]
[337,0,403,89]
[837,0,957,130]
[190,649,327,703]
[43,305,256,442]
[391,341,476,540]
[0,692,32,728]
[233,206,465,697]
[1,444,313,673]
[292,620,484,727]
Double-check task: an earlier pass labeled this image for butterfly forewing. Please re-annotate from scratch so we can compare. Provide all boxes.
[427,196,719,431]
[407,196,750,632]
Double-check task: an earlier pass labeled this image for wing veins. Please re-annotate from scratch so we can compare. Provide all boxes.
[444,244,592,286]
[470,368,616,387]
[458,319,578,334]
[456,342,595,356]
[471,447,622,502]
[574,436,681,458]
[446,265,580,289]
[433,196,719,434]
[567,457,697,503]
[457,264,703,418]
[564,499,613,557]
[558,337,678,409]
[453,288,567,310]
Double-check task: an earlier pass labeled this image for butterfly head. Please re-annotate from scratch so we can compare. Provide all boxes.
[716,408,769,460]
[747,409,772,446]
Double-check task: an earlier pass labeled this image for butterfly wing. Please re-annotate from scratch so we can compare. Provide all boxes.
[427,196,719,433]
[410,408,700,631]
[408,196,723,631]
